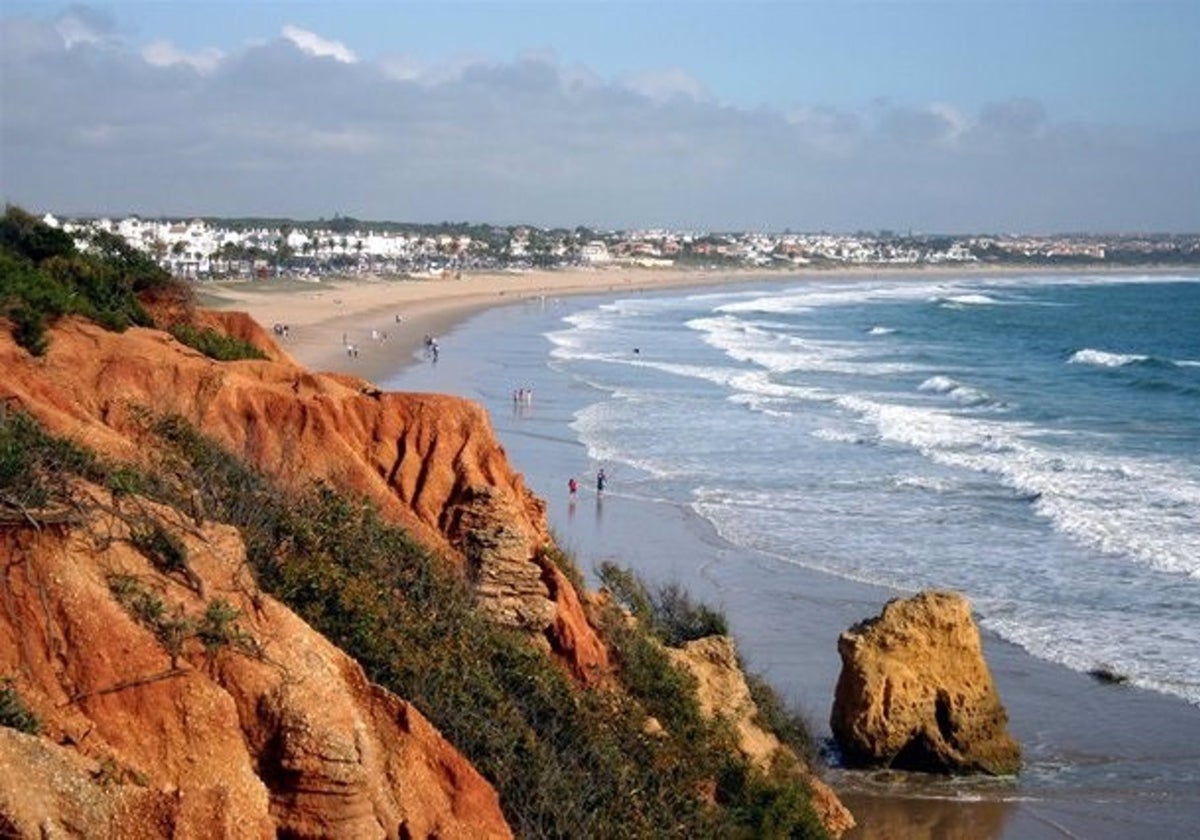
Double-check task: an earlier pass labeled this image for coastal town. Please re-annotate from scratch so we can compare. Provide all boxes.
[39,212,1200,280]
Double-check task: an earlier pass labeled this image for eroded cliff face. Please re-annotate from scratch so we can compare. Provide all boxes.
[0,486,509,839]
[0,312,612,836]
[0,315,608,684]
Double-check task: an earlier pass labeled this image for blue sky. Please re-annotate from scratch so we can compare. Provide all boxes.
[2,1,1198,231]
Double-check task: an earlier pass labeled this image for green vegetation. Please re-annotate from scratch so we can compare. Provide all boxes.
[196,598,258,657]
[747,672,819,767]
[107,574,257,664]
[169,323,266,362]
[1,206,268,362]
[538,541,586,592]
[0,409,101,513]
[1,406,827,838]
[0,678,41,735]
[598,561,729,646]
[0,206,184,354]
[600,561,820,767]
[107,574,192,664]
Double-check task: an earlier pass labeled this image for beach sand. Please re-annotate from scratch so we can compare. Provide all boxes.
[209,266,1200,839]
[202,265,784,383]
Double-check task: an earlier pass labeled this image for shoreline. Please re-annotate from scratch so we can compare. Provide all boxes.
[203,262,1189,386]
[207,265,1200,837]
[376,281,1200,839]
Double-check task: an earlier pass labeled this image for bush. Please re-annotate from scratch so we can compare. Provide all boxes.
[169,323,266,362]
[598,562,728,647]
[129,522,188,573]
[196,598,257,657]
[0,205,188,354]
[0,678,41,735]
[746,672,819,767]
[538,540,586,592]
[0,409,100,512]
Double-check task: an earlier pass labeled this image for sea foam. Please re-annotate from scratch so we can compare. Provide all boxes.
[918,375,992,406]
[1068,348,1149,367]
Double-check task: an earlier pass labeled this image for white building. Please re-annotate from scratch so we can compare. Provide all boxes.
[580,240,611,264]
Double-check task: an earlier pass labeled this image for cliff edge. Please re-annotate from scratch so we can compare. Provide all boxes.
[0,314,608,685]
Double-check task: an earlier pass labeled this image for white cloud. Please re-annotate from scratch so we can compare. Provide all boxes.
[623,68,712,104]
[2,9,1196,232]
[281,24,356,64]
[142,39,224,74]
[928,102,969,145]
[54,9,110,49]
[379,54,425,82]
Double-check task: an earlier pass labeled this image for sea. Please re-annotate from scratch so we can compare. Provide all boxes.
[550,272,1200,705]
[385,270,1200,836]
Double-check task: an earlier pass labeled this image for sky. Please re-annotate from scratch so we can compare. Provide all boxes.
[2,1,1198,233]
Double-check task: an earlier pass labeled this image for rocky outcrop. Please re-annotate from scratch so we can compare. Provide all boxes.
[453,485,557,634]
[0,316,608,682]
[668,636,856,838]
[0,487,510,839]
[830,591,1021,776]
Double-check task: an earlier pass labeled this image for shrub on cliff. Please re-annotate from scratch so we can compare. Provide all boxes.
[0,206,184,354]
[0,409,101,514]
[0,678,41,735]
[168,323,266,362]
[599,561,729,646]
[600,562,822,772]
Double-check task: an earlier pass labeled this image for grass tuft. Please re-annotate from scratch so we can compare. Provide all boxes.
[0,678,41,735]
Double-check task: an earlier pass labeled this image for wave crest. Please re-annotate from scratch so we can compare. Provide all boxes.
[1069,348,1149,368]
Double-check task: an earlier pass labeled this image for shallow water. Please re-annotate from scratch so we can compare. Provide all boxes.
[385,273,1200,838]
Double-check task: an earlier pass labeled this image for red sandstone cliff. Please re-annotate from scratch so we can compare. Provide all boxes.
[0,487,509,838]
[0,314,608,684]
[0,312,615,837]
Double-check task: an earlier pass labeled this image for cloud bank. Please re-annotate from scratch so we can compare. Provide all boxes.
[2,10,1196,232]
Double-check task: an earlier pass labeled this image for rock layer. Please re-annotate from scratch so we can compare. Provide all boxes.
[830,590,1021,775]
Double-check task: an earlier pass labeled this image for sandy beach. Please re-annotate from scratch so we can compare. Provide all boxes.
[202,262,1100,384]
[202,265,769,383]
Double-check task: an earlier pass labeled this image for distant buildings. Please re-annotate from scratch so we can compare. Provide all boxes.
[40,213,1200,280]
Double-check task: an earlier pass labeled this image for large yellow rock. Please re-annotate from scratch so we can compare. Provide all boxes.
[830,591,1020,775]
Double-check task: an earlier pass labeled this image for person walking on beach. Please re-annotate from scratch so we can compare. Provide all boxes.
[568,477,578,496]
[596,469,606,493]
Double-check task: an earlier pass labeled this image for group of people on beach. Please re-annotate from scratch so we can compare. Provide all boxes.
[513,387,534,405]
[567,468,605,497]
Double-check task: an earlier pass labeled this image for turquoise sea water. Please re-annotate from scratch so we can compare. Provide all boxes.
[549,273,1200,705]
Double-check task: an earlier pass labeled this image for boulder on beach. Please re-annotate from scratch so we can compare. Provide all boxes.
[829,590,1021,776]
